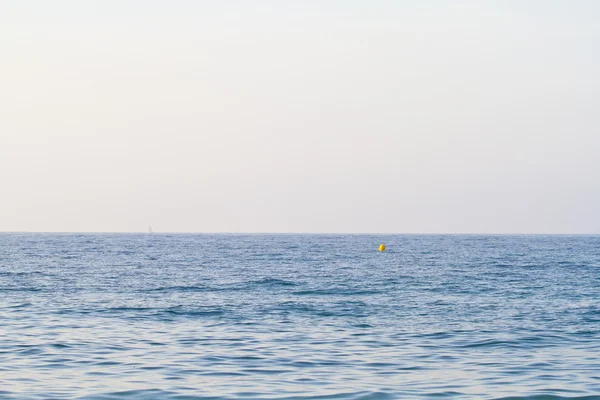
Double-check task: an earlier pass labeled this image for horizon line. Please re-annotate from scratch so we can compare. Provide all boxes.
[1,231,599,236]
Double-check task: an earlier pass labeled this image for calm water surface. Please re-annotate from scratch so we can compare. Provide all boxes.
[1,234,599,399]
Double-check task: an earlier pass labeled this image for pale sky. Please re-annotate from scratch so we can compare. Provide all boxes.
[1,1,599,233]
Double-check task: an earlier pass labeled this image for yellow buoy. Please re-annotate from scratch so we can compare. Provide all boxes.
[379,244,386,252]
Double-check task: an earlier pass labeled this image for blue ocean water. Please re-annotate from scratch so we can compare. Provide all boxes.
[1,234,600,399]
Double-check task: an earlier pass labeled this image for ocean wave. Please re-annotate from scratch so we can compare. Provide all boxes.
[292,289,381,296]
[248,277,298,287]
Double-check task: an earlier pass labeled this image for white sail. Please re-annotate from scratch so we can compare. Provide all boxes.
[148,225,153,233]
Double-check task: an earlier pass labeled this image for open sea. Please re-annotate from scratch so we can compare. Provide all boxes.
[1,233,599,399]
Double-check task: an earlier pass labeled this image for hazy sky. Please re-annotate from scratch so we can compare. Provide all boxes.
[1,1,599,233]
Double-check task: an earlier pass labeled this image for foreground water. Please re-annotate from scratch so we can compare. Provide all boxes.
[1,234,599,399]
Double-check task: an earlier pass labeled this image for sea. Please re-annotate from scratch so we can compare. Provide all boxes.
[1,233,599,399]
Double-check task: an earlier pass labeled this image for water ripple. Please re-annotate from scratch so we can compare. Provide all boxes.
[1,234,600,399]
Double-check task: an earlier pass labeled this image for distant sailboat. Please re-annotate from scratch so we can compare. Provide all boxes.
[148,225,154,233]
